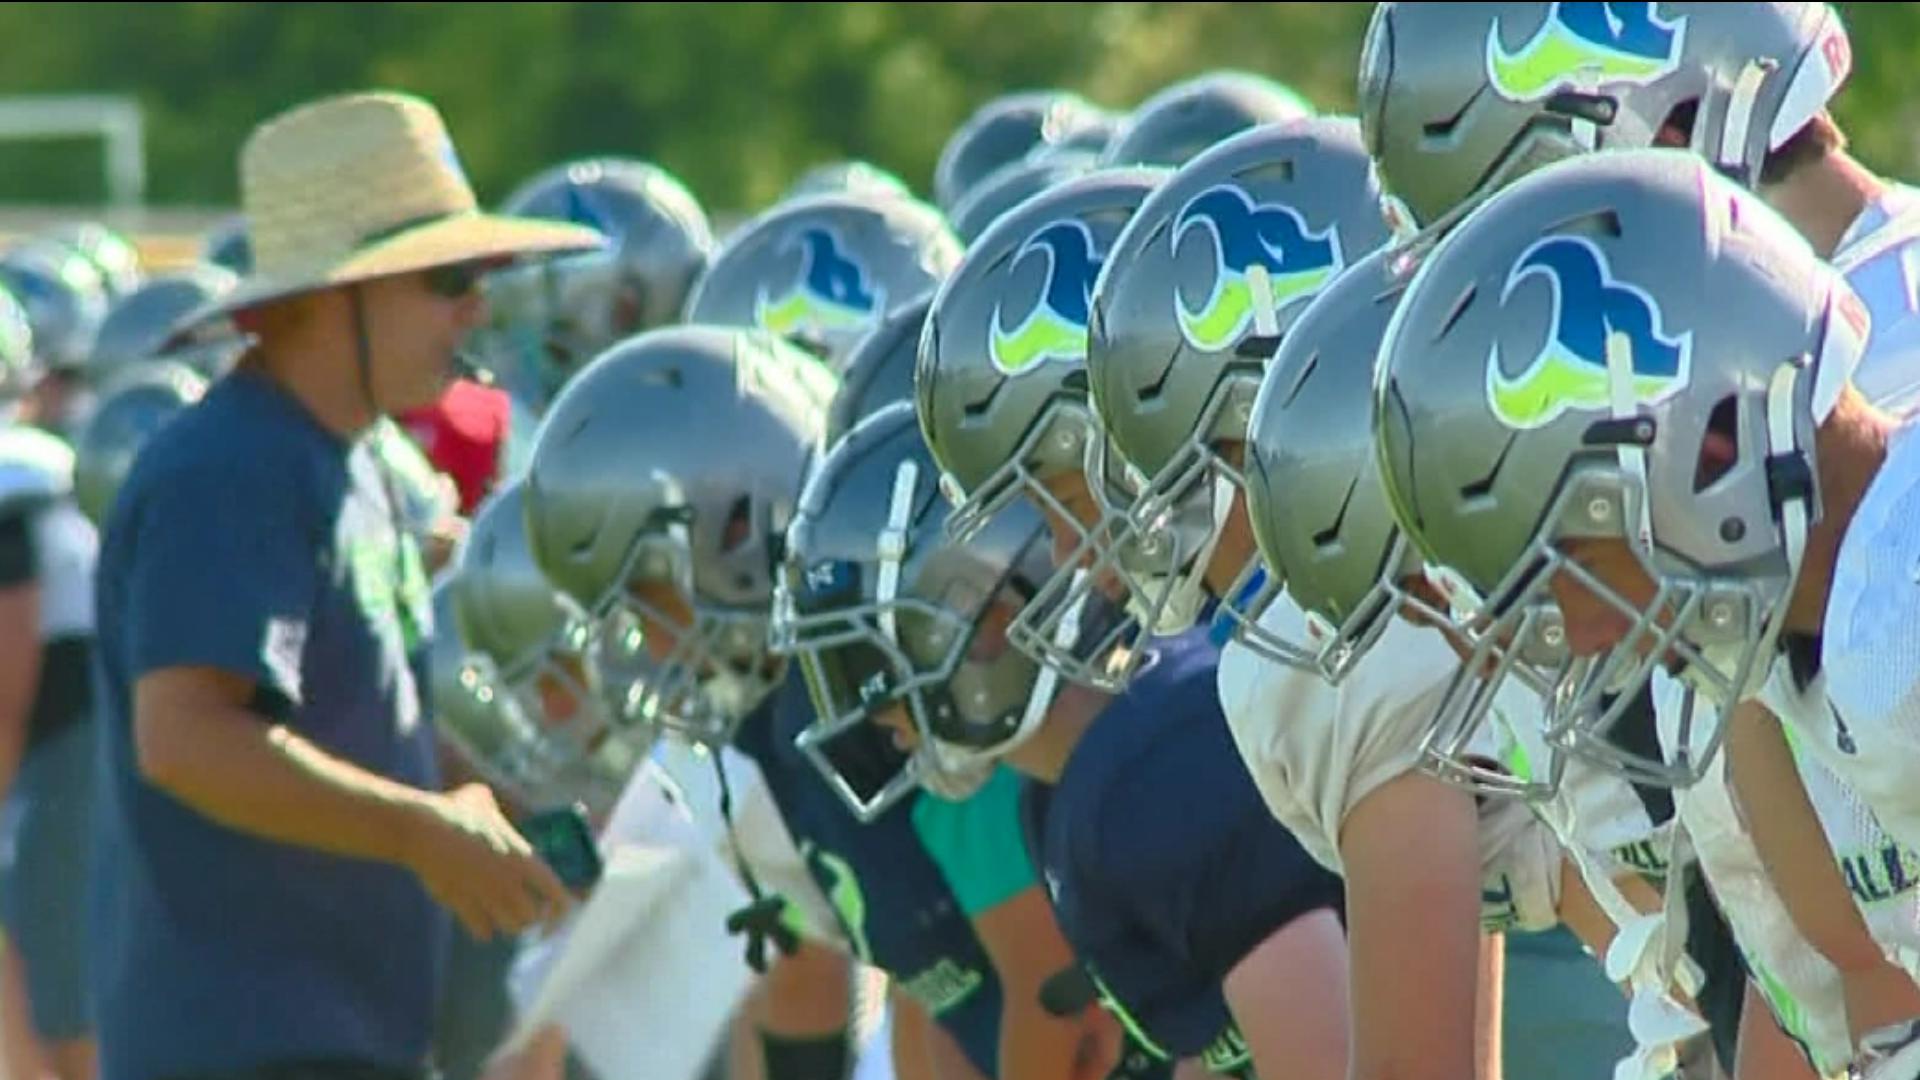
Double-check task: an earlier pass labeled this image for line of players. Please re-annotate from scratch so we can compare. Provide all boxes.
[55,4,1920,1080]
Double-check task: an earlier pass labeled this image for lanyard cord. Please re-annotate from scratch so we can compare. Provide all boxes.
[713,749,799,973]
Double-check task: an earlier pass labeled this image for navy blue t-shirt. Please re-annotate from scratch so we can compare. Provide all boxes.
[733,669,1010,1077]
[89,371,445,1080]
[1022,630,1344,1078]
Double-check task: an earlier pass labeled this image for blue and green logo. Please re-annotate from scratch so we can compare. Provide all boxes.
[1486,235,1691,431]
[754,227,885,341]
[989,219,1102,375]
[1173,184,1343,352]
[1487,2,1688,103]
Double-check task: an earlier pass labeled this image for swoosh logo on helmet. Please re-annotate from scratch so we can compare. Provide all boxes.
[1173,184,1343,352]
[989,219,1101,375]
[753,227,885,339]
[1487,1,1688,103]
[1487,235,1692,430]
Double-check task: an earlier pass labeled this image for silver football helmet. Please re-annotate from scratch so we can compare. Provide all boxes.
[1244,250,1563,798]
[450,482,646,811]
[0,286,34,403]
[949,152,1101,245]
[72,361,206,527]
[775,402,1057,821]
[935,90,1115,213]
[823,294,930,448]
[486,158,716,406]
[0,424,72,521]
[686,191,961,372]
[0,241,110,374]
[784,160,913,204]
[1101,71,1313,168]
[1055,118,1395,680]
[201,216,251,275]
[917,167,1164,690]
[36,221,142,300]
[522,325,832,745]
[90,265,242,384]
[1372,148,1860,788]
[431,578,627,819]
[1360,2,1852,234]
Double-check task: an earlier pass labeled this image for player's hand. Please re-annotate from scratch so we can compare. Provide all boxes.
[401,782,576,940]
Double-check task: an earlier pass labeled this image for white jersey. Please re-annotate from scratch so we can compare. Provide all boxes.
[1785,418,1920,910]
[1834,185,1920,414]
[1653,678,1857,1074]
[28,499,95,640]
[0,425,93,640]
[1217,597,1649,934]
[1220,598,1857,1072]
[508,741,849,1074]
[1755,664,1920,982]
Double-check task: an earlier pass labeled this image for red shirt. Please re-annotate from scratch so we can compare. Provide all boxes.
[399,379,510,515]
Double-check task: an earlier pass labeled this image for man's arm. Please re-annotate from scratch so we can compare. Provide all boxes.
[135,664,572,939]
[1222,907,1350,1080]
[971,886,1109,1080]
[1725,700,1920,1040]
[1340,772,1490,1080]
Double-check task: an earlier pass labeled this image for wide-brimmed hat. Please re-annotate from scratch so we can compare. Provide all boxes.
[183,90,603,329]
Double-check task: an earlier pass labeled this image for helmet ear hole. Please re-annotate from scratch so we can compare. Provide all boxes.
[1693,394,1740,493]
[1655,99,1700,148]
[721,495,753,554]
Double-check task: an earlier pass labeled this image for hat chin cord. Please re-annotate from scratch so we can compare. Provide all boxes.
[349,285,382,422]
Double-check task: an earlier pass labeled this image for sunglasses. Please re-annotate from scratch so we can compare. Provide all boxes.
[423,260,488,300]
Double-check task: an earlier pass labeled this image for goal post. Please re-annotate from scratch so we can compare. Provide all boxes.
[0,95,145,208]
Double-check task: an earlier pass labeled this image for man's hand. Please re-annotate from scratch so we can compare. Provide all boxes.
[401,782,576,940]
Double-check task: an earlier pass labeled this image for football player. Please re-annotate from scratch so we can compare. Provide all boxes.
[520,324,1106,1080]
[778,402,1350,1080]
[1372,145,1920,1078]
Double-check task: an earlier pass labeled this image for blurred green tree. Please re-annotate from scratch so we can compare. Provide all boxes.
[0,2,1907,214]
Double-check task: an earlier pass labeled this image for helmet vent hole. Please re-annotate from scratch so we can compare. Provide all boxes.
[637,365,683,389]
[1693,395,1740,493]
[1544,92,1618,128]
[1459,432,1517,507]
[1279,350,1319,408]
[1313,477,1361,550]
[1547,210,1623,241]
[1439,284,1478,340]
[1421,85,1486,141]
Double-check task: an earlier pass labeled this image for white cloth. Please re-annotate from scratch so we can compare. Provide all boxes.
[1834,185,1920,414]
[1654,678,1857,1075]
[0,426,91,638]
[1813,420,1920,872]
[507,745,849,1076]
[30,499,95,638]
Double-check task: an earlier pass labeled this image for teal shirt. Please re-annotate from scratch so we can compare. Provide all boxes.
[912,765,1037,916]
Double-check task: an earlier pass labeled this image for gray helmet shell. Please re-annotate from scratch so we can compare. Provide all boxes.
[523,324,833,743]
[778,402,1055,819]
[1360,2,1850,231]
[1374,147,1856,787]
[1101,71,1313,168]
[73,360,206,527]
[686,192,961,372]
[935,90,1114,213]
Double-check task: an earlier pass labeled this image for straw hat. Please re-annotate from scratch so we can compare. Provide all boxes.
[185,90,603,328]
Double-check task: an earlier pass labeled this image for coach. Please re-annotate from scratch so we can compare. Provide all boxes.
[87,91,600,1080]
